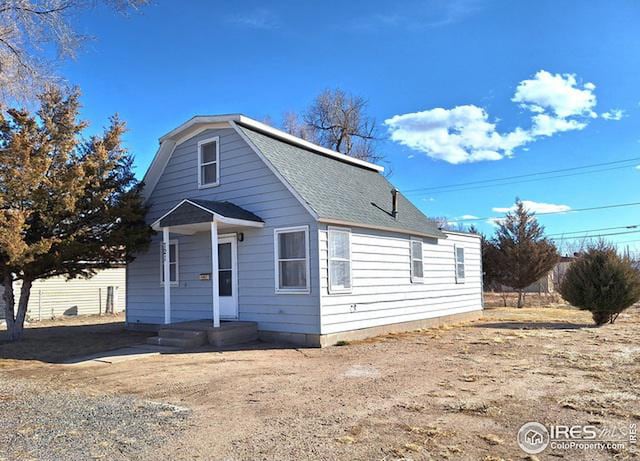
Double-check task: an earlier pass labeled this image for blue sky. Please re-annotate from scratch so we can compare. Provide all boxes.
[62,0,640,253]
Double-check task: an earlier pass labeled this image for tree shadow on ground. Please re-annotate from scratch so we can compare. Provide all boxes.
[0,321,299,365]
[475,321,593,330]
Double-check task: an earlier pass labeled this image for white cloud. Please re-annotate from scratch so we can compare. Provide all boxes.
[601,109,625,121]
[407,154,415,159]
[636,165,640,171]
[492,200,571,214]
[385,105,533,164]
[226,9,280,29]
[385,70,604,164]
[530,114,587,137]
[351,0,482,31]
[512,70,597,118]
[459,214,479,220]
[486,217,506,227]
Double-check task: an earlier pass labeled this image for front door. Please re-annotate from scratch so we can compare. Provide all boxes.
[217,235,238,319]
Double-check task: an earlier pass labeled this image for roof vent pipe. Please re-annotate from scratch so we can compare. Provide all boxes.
[391,188,399,219]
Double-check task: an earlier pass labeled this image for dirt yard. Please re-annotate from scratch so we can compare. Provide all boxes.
[0,313,153,363]
[1,306,638,460]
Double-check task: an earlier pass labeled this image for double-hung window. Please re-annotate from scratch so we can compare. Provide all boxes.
[160,240,179,285]
[328,227,352,293]
[274,226,310,293]
[410,239,424,283]
[198,137,219,188]
[455,245,465,283]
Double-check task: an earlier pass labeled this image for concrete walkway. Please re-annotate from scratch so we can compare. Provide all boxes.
[64,344,181,366]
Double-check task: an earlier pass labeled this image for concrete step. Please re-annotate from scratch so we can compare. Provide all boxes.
[207,322,258,347]
[159,329,207,340]
[146,335,206,348]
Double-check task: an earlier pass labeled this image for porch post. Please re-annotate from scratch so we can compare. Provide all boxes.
[162,227,171,324]
[210,220,220,328]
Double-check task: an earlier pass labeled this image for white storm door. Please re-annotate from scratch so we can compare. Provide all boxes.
[217,235,238,319]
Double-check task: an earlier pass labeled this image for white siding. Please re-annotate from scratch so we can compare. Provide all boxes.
[319,226,482,334]
[0,268,126,320]
[127,128,320,333]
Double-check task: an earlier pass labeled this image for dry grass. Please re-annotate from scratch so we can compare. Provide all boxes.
[1,304,639,460]
[445,399,493,415]
[0,314,151,364]
[483,291,567,308]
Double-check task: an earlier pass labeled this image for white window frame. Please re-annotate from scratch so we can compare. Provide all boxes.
[274,225,310,294]
[328,227,352,294]
[197,136,220,188]
[455,245,466,284]
[160,239,179,286]
[410,237,424,283]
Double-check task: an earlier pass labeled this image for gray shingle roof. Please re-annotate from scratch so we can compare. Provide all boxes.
[189,199,263,222]
[159,199,263,227]
[237,124,446,239]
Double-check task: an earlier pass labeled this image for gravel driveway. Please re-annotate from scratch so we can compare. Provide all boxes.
[0,378,190,460]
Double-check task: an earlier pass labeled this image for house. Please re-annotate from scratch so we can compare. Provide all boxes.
[502,256,575,294]
[126,115,483,347]
[0,267,125,321]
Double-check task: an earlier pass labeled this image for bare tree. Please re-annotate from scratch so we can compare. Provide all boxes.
[0,0,147,103]
[282,89,381,163]
[282,110,315,142]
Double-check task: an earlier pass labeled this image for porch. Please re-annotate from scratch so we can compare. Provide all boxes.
[151,198,264,329]
[146,320,259,348]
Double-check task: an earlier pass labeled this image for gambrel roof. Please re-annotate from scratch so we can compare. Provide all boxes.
[234,123,445,239]
[142,115,446,239]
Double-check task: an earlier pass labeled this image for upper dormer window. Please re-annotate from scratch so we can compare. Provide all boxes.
[198,137,220,188]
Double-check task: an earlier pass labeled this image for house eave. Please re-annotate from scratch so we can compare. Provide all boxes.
[318,218,446,240]
[150,199,264,232]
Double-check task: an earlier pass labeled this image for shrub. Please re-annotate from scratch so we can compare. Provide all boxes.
[559,243,640,325]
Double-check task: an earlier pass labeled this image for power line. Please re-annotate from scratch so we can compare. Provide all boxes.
[547,224,640,237]
[403,156,640,195]
[405,164,635,196]
[613,238,640,245]
[447,201,640,223]
[551,230,640,241]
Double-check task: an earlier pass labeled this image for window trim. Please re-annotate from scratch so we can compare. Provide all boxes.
[160,239,179,286]
[410,237,424,284]
[327,226,352,294]
[197,136,220,188]
[455,244,466,284]
[274,225,310,294]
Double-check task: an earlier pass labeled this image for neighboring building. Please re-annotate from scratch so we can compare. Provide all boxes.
[500,256,575,294]
[126,115,483,346]
[0,267,126,321]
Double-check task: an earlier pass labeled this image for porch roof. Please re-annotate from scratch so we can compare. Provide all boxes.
[151,199,264,232]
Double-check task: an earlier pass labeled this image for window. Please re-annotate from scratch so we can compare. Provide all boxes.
[160,240,179,285]
[218,242,232,297]
[455,245,465,283]
[328,227,352,293]
[410,239,424,282]
[274,226,310,293]
[198,137,219,187]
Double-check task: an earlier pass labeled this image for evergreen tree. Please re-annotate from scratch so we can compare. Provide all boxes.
[468,225,501,291]
[559,242,640,325]
[0,88,152,341]
[490,199,559,307]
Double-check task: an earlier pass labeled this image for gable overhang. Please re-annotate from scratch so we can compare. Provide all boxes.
[318,217,447,240]
[141,114,385,203]
[151,199,264,235]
